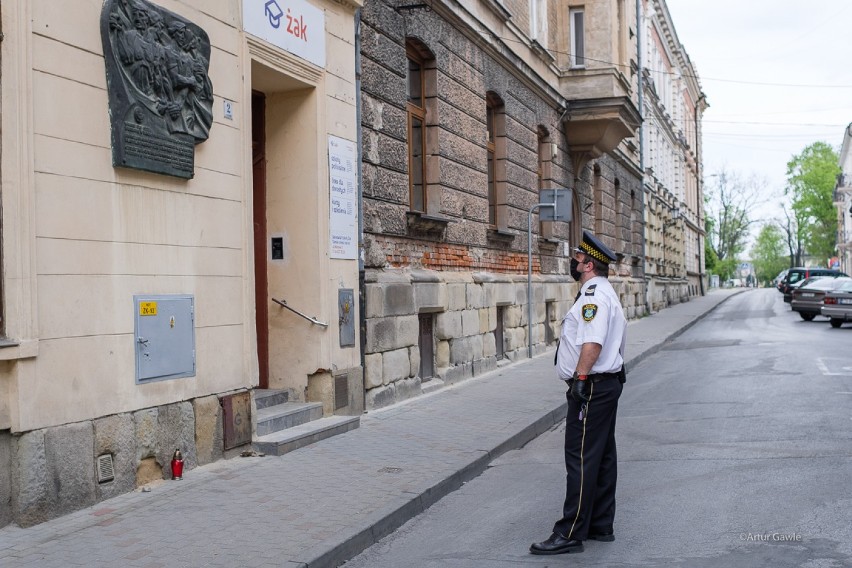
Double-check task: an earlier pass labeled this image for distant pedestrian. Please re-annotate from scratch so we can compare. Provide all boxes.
[530,230,627,556]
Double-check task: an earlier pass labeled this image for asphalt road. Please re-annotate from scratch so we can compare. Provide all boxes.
[343,288,852,567]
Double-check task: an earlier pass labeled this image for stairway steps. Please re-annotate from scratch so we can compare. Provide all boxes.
[254,415,361,456]
[254,389,289,410]
[256,402,323,436]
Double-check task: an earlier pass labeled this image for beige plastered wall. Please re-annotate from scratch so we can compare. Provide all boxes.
[0,0,362,433]
[247,0,362,402]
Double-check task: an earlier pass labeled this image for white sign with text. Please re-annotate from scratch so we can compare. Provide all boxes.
[328,136,358,260]
[243,0,325,68]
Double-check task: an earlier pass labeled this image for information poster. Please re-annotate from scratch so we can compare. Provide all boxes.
[328,136,358,259]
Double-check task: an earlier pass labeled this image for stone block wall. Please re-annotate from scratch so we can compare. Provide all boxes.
[360,1,576,279]
[1,392,240,528]
[364,269,576,409]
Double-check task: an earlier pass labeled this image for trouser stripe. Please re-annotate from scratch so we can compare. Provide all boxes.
[565,382,593,539]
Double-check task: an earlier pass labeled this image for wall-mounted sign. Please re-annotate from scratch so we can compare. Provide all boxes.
[243,0,326,68]
[328,136,357,260]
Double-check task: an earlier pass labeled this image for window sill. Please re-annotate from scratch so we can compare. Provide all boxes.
[487,227,517,243]
[406,211,451,234]
[0,338,39,360]
[530,39,555,64]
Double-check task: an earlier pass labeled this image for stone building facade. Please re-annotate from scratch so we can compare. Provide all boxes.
[641,0,707,310]
[359,0,646,409]
[0,0,363,527]
[835,124,852,274]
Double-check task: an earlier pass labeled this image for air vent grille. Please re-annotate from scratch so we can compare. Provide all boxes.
[96,454,115,484]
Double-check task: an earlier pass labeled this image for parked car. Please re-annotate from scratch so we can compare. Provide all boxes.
[790,277,852,320]
[821,279,852,328]
[781,268,848,302]
[773,269,789,290]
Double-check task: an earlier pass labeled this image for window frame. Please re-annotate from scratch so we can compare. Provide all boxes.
[569,7,585,68]
[406,43,429,213]
[486,102,497,226]
[530,0,548,45]
[485,92,507,230]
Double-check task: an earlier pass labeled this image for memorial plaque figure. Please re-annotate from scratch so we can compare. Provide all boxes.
[101,0,214,179]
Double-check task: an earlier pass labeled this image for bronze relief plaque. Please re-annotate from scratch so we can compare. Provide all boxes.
[101,0,214,179]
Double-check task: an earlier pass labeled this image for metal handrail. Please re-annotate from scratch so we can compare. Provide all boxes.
[271,298,329,328]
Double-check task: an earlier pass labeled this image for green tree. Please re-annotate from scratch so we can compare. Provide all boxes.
[705,168,764,275]
[750,224,788,285]
[785,142,840,264]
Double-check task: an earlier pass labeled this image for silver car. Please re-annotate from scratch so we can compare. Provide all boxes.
[790,277,852,321]
[821,279,852,328]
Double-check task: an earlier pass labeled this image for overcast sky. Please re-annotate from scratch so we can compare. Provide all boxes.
[664,0,852,228]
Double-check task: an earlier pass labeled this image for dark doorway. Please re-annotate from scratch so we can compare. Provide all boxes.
[252,91,269,389]
[495,306,505,360]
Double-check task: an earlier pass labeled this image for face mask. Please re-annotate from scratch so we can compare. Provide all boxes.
[570,258,583,281]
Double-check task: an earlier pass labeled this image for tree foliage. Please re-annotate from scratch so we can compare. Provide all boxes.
[705,168,765,269]
[785,142,840,264]
[750,224,788,284]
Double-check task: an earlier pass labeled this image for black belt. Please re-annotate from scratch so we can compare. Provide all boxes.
[587,372,621,383]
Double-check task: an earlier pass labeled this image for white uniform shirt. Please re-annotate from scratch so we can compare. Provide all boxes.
[556,276,627,380]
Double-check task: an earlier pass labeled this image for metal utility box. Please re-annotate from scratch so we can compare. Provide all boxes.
[338,288,355,347]
[134,295,196,383]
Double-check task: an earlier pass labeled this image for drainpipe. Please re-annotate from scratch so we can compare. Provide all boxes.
[636,0,650,314]
[355,9,367,413]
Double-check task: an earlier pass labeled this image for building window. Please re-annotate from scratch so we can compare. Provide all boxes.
[530,0,548,45]
[569,7,585,68]
[538,126,555,240]
[418,313,435,381]
[593,163,603,235]
[407,40,432,213]
[486,100,497,225]
[486,92,506,229]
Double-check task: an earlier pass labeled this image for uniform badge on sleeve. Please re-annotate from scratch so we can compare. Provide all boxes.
[582,304,598,322]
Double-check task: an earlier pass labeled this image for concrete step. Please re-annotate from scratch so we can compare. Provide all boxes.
[254,389,289,410]
[256,402,323,436]
[254,415,361,457]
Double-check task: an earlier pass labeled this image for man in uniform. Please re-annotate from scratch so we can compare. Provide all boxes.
[530,230,627,555]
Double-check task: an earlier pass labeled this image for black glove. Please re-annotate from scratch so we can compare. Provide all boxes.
[570,376,590,404]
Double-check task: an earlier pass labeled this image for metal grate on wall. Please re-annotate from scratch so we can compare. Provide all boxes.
[334,374,349,411]
[96,454,115,484]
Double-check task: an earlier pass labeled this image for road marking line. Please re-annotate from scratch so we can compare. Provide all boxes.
[816,357,852,376]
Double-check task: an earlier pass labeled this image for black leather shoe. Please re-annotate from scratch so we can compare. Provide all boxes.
[588,531,615,542]
[529,533,584,555]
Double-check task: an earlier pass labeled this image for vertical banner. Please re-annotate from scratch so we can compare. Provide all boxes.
[329,136,358,259]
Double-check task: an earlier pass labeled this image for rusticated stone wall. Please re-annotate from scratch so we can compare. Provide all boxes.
[3,395,233,528]
[363,269,576,409]
[359,0,647,409]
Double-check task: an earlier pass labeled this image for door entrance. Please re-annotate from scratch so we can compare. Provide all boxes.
[252,90,269,389]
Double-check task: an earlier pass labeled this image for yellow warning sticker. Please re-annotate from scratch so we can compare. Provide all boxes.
[139,301,158,316]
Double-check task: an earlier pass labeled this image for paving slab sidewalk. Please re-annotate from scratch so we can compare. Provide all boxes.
[0,288,747,568]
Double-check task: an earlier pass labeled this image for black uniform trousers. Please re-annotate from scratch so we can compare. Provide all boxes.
[553,376,623,541]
